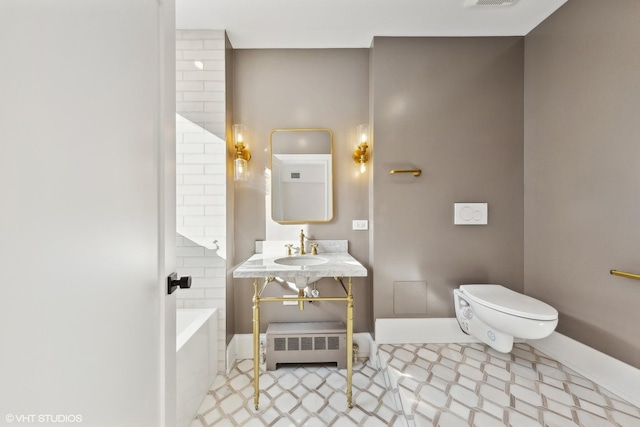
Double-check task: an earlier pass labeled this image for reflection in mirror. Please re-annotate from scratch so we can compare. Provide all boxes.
[270,129,333,223]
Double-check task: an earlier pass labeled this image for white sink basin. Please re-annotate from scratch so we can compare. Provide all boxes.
[272,256,328,288]
[274,256,328,267]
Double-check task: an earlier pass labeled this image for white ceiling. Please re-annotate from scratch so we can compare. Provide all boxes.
[176,0,567,49]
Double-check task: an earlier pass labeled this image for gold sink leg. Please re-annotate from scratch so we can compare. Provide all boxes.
[346,276,354,408]
[298,288,305,310]
[252,278,260,410]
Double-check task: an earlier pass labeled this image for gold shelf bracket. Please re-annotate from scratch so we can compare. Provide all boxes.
[390,169,421,177]
[610,269,640,281]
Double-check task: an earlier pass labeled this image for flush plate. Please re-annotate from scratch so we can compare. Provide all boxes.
[454,203,488,225]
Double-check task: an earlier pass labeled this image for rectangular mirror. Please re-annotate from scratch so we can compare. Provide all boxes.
[270,128,333,223]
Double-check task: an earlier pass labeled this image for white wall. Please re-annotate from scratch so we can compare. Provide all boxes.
[175,29,227,373]
[0,1,175,426]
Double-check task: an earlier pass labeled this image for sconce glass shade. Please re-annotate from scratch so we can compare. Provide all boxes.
[357,124,369,144]
[234,157,248,181]
[353,124,370,174]
[233,124,246,144]
[233,124,251,181]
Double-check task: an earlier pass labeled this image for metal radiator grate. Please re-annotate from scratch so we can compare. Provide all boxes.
[266,322,346,370]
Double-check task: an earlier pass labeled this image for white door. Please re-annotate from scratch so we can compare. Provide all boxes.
[0,1,177,426]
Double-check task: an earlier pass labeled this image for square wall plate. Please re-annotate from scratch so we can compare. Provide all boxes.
[454,203,488,225]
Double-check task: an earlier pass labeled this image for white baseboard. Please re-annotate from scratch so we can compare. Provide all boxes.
[225,334,240,374]
[529,332,640,408]
[375,318,479,344]
[375,317,640,408]
[359,333,378,369]
[233,333,267,363]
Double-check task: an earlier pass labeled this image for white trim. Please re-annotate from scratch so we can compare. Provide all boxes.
[225,334,239,374]
[234,333,267,361]
[361,333,378,369]
[529,332,640,408]
[375,318,480,344]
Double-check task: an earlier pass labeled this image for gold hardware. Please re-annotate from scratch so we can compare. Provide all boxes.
[298,288,305,310]
[259,296,348,303]
[346,276,354,408]
[251,275,356,410]
[353,143,369,173]
[234,142,251,162]
[285,244,293,256]
[610,269,640,281]
[390,169,421,177]
[310,242,319,255]
[334,276,348,294]
[233,124,251,181]
[252,278,260,410]
[299,229,307,255]
[353,124,370,174]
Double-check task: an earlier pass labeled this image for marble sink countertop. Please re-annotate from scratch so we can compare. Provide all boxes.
[233,240,367,279]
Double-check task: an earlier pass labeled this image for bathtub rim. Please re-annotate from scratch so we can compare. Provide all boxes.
[176,308,217,352]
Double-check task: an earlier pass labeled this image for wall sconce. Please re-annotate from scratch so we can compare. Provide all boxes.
[352,124,370,174]
[233,124,251,181]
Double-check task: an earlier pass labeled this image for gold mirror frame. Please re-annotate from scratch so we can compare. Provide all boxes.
[270,128,333,224]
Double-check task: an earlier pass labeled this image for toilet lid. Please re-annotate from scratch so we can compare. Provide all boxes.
[460,284,558,321]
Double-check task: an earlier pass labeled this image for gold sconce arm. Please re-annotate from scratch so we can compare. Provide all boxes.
[353,124,370,174]
[353,142,369,174]
[234,141,251,162]
[353,142,369,164]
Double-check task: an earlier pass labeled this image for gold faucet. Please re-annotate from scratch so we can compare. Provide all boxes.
[299,229,306,255]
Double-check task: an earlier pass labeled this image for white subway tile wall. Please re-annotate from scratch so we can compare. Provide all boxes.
[176,29,227,373]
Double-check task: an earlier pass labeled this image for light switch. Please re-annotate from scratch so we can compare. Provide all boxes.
[454,203,488,225]
[352,220,368,230]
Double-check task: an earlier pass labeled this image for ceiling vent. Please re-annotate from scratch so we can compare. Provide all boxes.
[465,0,519,7]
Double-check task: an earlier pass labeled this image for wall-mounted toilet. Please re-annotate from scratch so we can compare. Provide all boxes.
[454,284,558,353]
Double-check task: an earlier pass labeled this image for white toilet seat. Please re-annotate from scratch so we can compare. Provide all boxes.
[459,284,557,321]
[455,284,559,352]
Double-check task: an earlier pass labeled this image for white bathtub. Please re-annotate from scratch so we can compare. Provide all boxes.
[176,308,218,427]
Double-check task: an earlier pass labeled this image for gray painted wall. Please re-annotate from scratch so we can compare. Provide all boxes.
[229,3,640,370]
[371,37,525,320]
[524,0,640,368]
[232,49,371,334]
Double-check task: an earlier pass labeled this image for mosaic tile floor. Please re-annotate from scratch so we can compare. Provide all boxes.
[189,359,405,427]
[190,343,640,427]
[378,343,640,427]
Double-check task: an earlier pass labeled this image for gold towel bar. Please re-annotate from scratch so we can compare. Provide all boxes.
[610,270,640,281]
[390,169,421,177]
